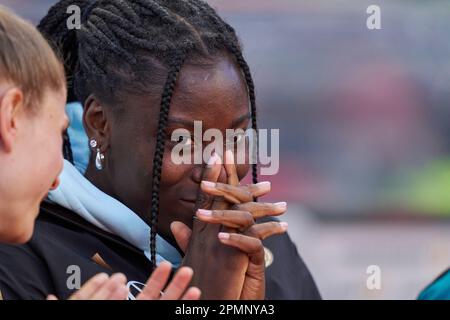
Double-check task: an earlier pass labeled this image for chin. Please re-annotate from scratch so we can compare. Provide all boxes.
[1,227,33,244]
[10,213,37,244]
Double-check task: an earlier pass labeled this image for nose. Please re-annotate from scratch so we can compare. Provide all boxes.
[50,177,60,190]
[191,164,203,184]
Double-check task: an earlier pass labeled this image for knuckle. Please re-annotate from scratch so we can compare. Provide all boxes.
[243,211,254,225]
[252,238,263,251]
[270,221,281,229]
[245,225,257,237]
[214,210,225,218]
[223,184,233,192]
[196,192,213,209]
[243,190,252,200]
[256,238,263,248]
[217,183,228,191]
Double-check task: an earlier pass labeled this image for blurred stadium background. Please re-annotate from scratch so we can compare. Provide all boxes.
[2,0,450,299]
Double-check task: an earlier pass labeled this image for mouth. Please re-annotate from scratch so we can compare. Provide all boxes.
[179,198,198,212]
[180,198,196,205]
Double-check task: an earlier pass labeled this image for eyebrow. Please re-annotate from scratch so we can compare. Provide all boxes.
[231,112,251,127]
[167,112,251,129]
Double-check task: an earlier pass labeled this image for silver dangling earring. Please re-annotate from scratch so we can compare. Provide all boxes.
[90,139,104,171]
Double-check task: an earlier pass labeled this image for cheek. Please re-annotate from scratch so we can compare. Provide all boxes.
[112,138,154,190]
[30,123,64,182]
[160,148,191,187]
[48,134,64,171]
[38,137,64,189]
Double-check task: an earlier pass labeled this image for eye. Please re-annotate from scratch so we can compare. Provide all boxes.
[234,132,245,144]
[176,135,193,146]
[228,132,245,145]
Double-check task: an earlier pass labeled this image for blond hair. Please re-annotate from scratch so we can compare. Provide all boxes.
[0,6,65,109]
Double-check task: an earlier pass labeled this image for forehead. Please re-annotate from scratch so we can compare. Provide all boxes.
[120,54,250,131]
[168,55,249,128]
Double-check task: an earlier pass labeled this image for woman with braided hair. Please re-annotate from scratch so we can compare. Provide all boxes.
[0,0,320,299]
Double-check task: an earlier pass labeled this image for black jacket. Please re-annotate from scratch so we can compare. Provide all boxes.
[0,201,321,300]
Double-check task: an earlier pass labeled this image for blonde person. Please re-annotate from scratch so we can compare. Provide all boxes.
[0,6,200,300]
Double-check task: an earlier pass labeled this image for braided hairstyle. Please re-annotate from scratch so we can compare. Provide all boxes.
[38,0,258,269]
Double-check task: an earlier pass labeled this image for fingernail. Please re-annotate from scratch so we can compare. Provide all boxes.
[96,273,109,281]
[207,153,218,166]
[160,260,172,268]
[111,273,127,283]
[197,209,212,217]
[274,202,287,208]
[256,181,271,188]
[218,232,230,240]
[279,221,288,230]
[181,266,194,277]
[201,180,216,188]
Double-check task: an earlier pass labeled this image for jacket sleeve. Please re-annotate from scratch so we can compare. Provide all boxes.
[0,243,53,300]
[261,217,321,300]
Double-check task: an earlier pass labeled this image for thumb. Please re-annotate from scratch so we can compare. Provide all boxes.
[170,221,192,253]
[46,294,58,300]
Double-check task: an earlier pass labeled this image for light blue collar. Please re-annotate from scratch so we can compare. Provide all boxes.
[48,102,182,267]
[65,102,90,174]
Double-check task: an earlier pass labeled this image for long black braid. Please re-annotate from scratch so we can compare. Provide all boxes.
[150,49,186,266]
[38,0,259,269]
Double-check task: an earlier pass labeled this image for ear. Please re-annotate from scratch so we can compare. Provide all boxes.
[0,87,24,153]
[83,94,111,153]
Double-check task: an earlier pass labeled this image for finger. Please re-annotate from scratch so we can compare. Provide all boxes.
[181,287,201,300]
[224,149,239,186]
[90,273,127,300]
[233,202,287,219]
[170,221,192,253]
[196,209,254,229]
[137,261,172,300]
[68,273,109,300]
[218,232,263,253]
[218,233,265,266]
[246,181,271,198]
[161,267,194,300]
[210,166,232,211]
[194,152,222,211]
[107,283,129,300]
[246,221,288,240]
[200,181,250,204]
[200,181,273,204]
[46,294,58,300]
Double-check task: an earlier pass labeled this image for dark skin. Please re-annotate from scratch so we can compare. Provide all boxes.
[83,53,287,299]
[84,54,250,236]
[177,151,287,299]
